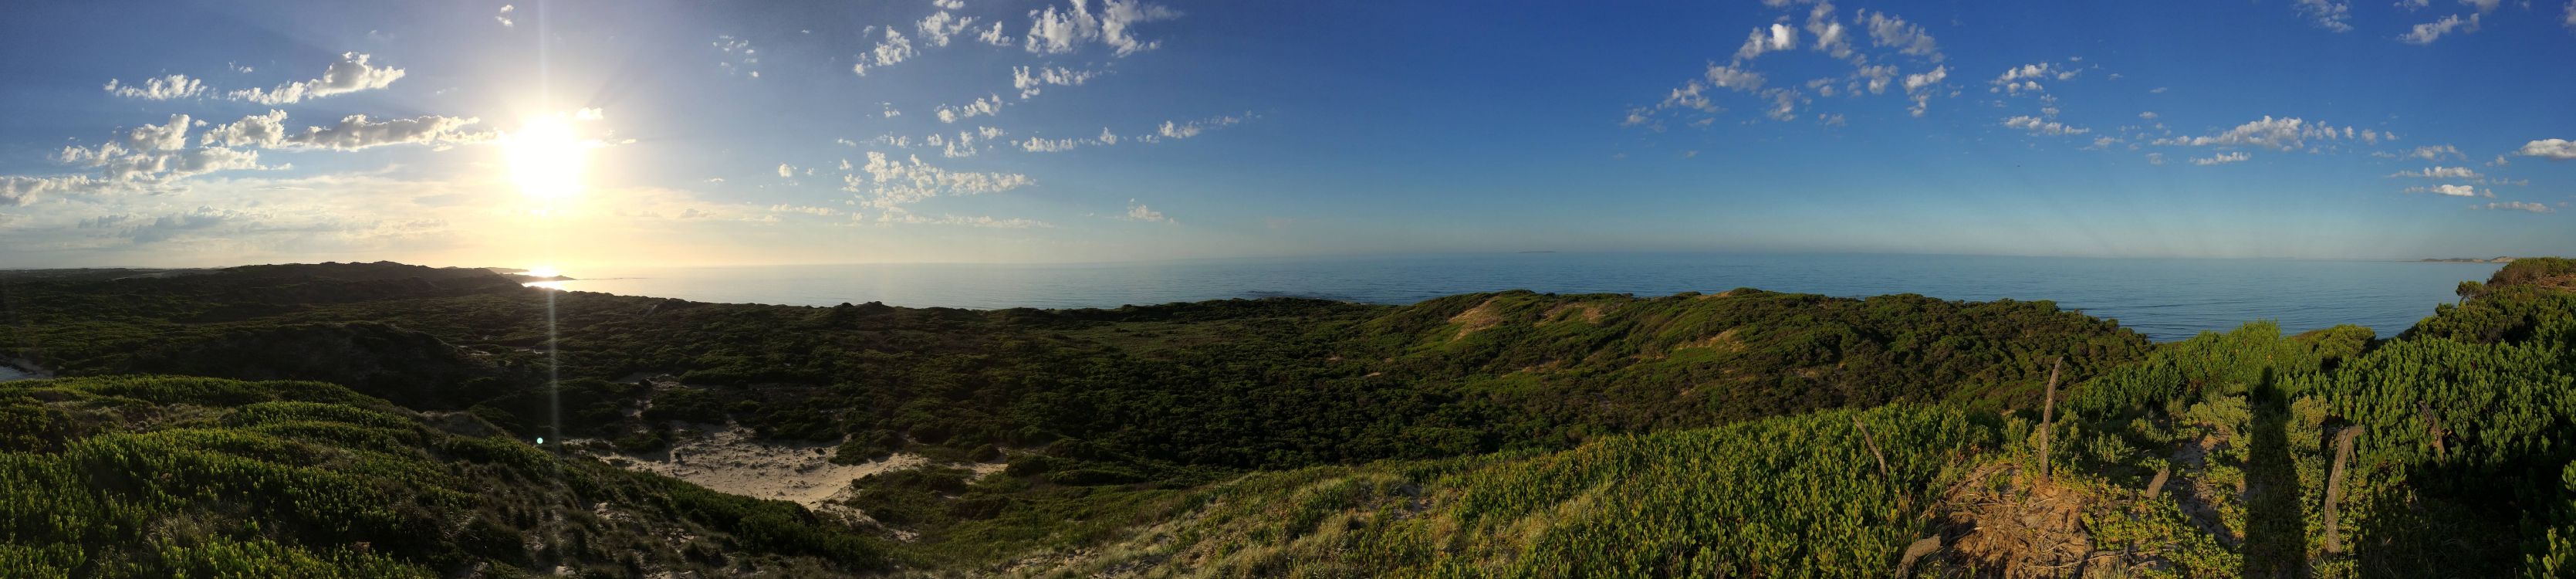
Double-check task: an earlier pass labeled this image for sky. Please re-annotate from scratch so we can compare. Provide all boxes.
[2,0,2573,269]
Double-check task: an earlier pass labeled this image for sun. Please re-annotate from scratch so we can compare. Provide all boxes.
[521,266,560,278]
[508,117,589,200]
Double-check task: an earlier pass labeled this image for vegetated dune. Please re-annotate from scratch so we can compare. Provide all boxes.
[1,258,2571,577]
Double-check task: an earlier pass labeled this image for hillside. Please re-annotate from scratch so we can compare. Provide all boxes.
[2,259,2572,576]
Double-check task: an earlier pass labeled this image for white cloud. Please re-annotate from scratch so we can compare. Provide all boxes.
[1150,113,1248,141]
[976,22,1013,46]
[2387,166,2482,178]
[1023,0,1179,57]
[769,204,840,217]
[2138,111,2158,120]
[226,52,407,104]
[935,0,966,8]
[1019,136,1087,152]
[2296,0,2355,32]
[2398,144,2462,161]
[497,4,516,28]
[103,75,207,100]
[715,36,758,77]
[846,151,1034,209]
[2404,184,2486,196]
[2003,115,2090,136]
[776,164,795,178]
[2514,138,2576,160]
[53,114,274,183]
[935,94,1004,123]
[2400,13,2480,44]
[2146,153,2167,165]
[852,29,918,76]
[2191,151,2252,165]
[1124,198,1168,222]
[1902,66,1946,117]
[1012,66,1102,99]
[256,114,494,151]
[1858,10,1941,59]
[2565,0,2576,29]
[2476,201,2551,212]
[874,208,1050,228]
[918,11,976,47]
[2459,0,2501,12]
[2153,116,2366,151]
[1,175,103,206]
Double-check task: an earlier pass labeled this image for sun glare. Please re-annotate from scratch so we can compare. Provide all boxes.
[508,117,588,200]
[522,266,560,278]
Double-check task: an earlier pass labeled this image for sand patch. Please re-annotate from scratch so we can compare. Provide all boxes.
[604,425,925,510]
[1448,297,1506,339]
[1540,303,1608,323]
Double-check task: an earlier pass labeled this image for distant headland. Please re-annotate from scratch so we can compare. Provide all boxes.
[2420,256,2517,263]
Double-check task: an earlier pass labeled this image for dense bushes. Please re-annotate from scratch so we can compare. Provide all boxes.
[0,375,886,577]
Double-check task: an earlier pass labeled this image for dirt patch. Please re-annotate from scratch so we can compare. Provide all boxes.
[1540,303,1608,324]
[1696,289,1750,300]
[599,425,925,510]
[2532,273,2576,293]
[1448,297,1506,339]
[1927,462,2100,577]
[1678,327,1746,353]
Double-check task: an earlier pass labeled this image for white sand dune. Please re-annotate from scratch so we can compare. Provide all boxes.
[605,425,925,510]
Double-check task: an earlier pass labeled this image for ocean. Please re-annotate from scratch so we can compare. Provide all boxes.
[539,253,2503,342]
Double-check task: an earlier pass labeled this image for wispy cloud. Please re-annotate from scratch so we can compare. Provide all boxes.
[226,52,406,104]
[2191,151,2251,165]
[2400,13,2480,44]
[103,75,208,100]
[2403,184,2488,197]
[2476,201,2553,213]
[2386,166,2481,178]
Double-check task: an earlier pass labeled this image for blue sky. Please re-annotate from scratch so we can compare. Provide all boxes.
[2,0,2572,269]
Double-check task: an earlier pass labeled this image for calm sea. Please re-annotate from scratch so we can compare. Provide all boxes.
[543,253,2503,342]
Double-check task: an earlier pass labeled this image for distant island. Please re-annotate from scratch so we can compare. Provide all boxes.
[2422,256,2517,262]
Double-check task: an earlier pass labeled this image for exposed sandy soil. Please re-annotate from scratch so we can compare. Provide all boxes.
[1449,297,1506,339]
[603,425,925,510]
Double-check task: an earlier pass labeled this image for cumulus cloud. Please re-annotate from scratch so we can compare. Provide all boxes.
[2476,201,2552,213]
[845,151,1033,209]
[2003,115,2089,136]
[2387,166,2481,178]
[2404,184,2487,196]
[2138,111,2158,120]
[208,113,495,151]
[852,29,918,76]
[2401,13,2480,44]
[2,175,103,206]
[1902,66,1946,117]
[918,11,977,47]
[2146,153,2167,165]
[2295,0,2355,32]
[977,22,1013,46]
[2515,138,2576,160]
[2152,116,2369,151]
[1858,9,1940,59]
[497,5,515,28]
[227,52,407,104]
[1023,0,1179,56]
[935,94,1004,123]
[1012,66,1102,99]
[103,75,208,100]
[53,114,273,184]
[2399,144,2463,161]
[1990,60,2083,95]
[1124,198,1168,222]
[2192,151,2252,165]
